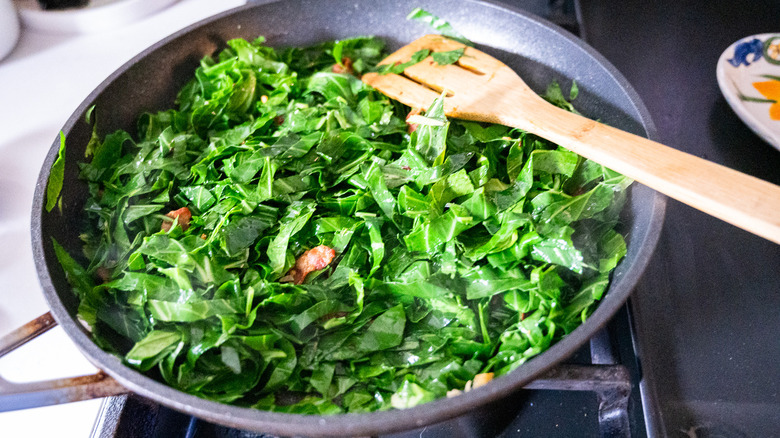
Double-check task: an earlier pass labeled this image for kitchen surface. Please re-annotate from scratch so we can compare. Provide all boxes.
[581,1,780,436]
[0,0,778,437]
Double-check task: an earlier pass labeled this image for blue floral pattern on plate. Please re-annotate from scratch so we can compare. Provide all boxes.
[717,33,780,150]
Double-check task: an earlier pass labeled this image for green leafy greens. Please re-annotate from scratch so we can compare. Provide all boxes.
[53,35,630,413]
[407,8,472,46]
[45,132,67,213]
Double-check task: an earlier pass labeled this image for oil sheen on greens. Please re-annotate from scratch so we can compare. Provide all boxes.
[55,36,630,414]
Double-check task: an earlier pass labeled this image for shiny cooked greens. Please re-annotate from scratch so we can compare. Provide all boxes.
[54,35,630,413]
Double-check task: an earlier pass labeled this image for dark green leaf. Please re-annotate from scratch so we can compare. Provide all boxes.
[407,8,472,45]
[432,48,464,65]
[45,132,66,213]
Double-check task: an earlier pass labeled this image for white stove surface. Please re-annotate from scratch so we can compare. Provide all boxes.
[0,1,245,436]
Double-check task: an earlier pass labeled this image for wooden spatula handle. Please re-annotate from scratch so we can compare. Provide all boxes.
[510,103,780,244]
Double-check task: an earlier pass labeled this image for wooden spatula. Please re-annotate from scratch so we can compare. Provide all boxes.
[362,34,780,244]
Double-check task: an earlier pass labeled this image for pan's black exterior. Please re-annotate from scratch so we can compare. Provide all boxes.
[30,1,665,436]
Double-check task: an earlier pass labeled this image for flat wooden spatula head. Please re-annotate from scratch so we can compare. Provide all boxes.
[362,34,535,123]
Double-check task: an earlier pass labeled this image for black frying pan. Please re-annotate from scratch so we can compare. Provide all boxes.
[24,0,665,436]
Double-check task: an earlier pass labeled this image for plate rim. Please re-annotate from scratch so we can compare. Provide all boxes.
[716,32,780,151]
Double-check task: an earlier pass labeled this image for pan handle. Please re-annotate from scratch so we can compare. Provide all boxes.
[0,312,128,412]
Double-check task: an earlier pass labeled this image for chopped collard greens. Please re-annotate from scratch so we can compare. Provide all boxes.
[54,35,631,413]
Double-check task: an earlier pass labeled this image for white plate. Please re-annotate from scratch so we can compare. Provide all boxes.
[716,32,780,151]
[15,0,178,34]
